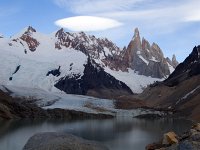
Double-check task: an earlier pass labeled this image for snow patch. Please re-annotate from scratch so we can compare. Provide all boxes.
[104,47,112,56]
[150,56,160,62]
[138,55,149,65]
[136,51,141,55]
[175,85,200,105]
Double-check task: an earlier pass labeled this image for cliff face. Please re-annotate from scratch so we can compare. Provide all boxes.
[123,28,174,78]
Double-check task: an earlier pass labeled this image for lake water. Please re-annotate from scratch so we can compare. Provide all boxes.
[0,118,192,150]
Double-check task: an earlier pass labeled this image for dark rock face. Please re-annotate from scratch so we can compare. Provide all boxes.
[55,58,133,95]
[9,65,21,81]
[123,28,172,78]
[13,65,21,74]
[23,132,109,150]
[164,45,200,86]
[46,66,61,77]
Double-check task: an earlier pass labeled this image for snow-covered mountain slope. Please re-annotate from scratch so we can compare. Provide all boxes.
[0,26,174,95]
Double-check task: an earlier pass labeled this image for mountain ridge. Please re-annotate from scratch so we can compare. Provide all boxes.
[0,26,177,96]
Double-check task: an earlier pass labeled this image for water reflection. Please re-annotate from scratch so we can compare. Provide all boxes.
[0,118,192,150]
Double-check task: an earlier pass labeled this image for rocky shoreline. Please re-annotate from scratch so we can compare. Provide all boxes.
[146,123,200,150]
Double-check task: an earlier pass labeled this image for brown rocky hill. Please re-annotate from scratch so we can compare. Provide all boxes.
[139,45,200,121]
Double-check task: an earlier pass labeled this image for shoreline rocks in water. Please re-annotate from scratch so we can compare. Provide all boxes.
[23,132,109,150]
[146,123,200,150]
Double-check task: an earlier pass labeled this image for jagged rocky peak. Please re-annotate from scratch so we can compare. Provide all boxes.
[166,54,179,68]
[172,54,179,67]
[55,28,64,36]
[133,28,140,38]
[151,42,164,57]
[55,28,69,38]
[130,27,142,50]
[124,27,171,78]
[166,57,172,64]
[20,26,39,52]
[27,26,36,32]
[24,26,37,34]
[142,37,150,51]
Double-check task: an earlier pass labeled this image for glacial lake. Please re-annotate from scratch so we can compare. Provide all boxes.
[0,118,192,150]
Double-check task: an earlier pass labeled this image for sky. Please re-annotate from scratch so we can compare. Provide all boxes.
[0,0,200,62]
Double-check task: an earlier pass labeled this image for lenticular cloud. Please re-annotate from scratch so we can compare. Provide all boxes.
[55,16,123,32]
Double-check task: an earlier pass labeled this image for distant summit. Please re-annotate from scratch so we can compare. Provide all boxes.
[123,28,177,78]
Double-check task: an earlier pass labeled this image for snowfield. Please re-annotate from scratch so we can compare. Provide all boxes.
[104,67,162,93]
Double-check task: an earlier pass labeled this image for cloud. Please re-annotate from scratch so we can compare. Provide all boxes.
[54,0,200,29]
[54,0,144,14]
[55,16,123,32]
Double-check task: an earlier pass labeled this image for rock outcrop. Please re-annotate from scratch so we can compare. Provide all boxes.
[19,26,40,51]
[162,132,178,145]
[146,123,200,150]
[23,132,109,150]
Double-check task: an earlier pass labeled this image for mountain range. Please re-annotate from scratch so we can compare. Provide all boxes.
[0,26,200,122]
[0,26,178,98]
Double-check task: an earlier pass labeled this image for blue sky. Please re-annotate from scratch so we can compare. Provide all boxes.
[0,0,200,61]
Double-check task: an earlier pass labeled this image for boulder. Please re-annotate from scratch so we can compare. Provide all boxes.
[23,132,109,150]
[192,123,200,132]
[162,132,178,145]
